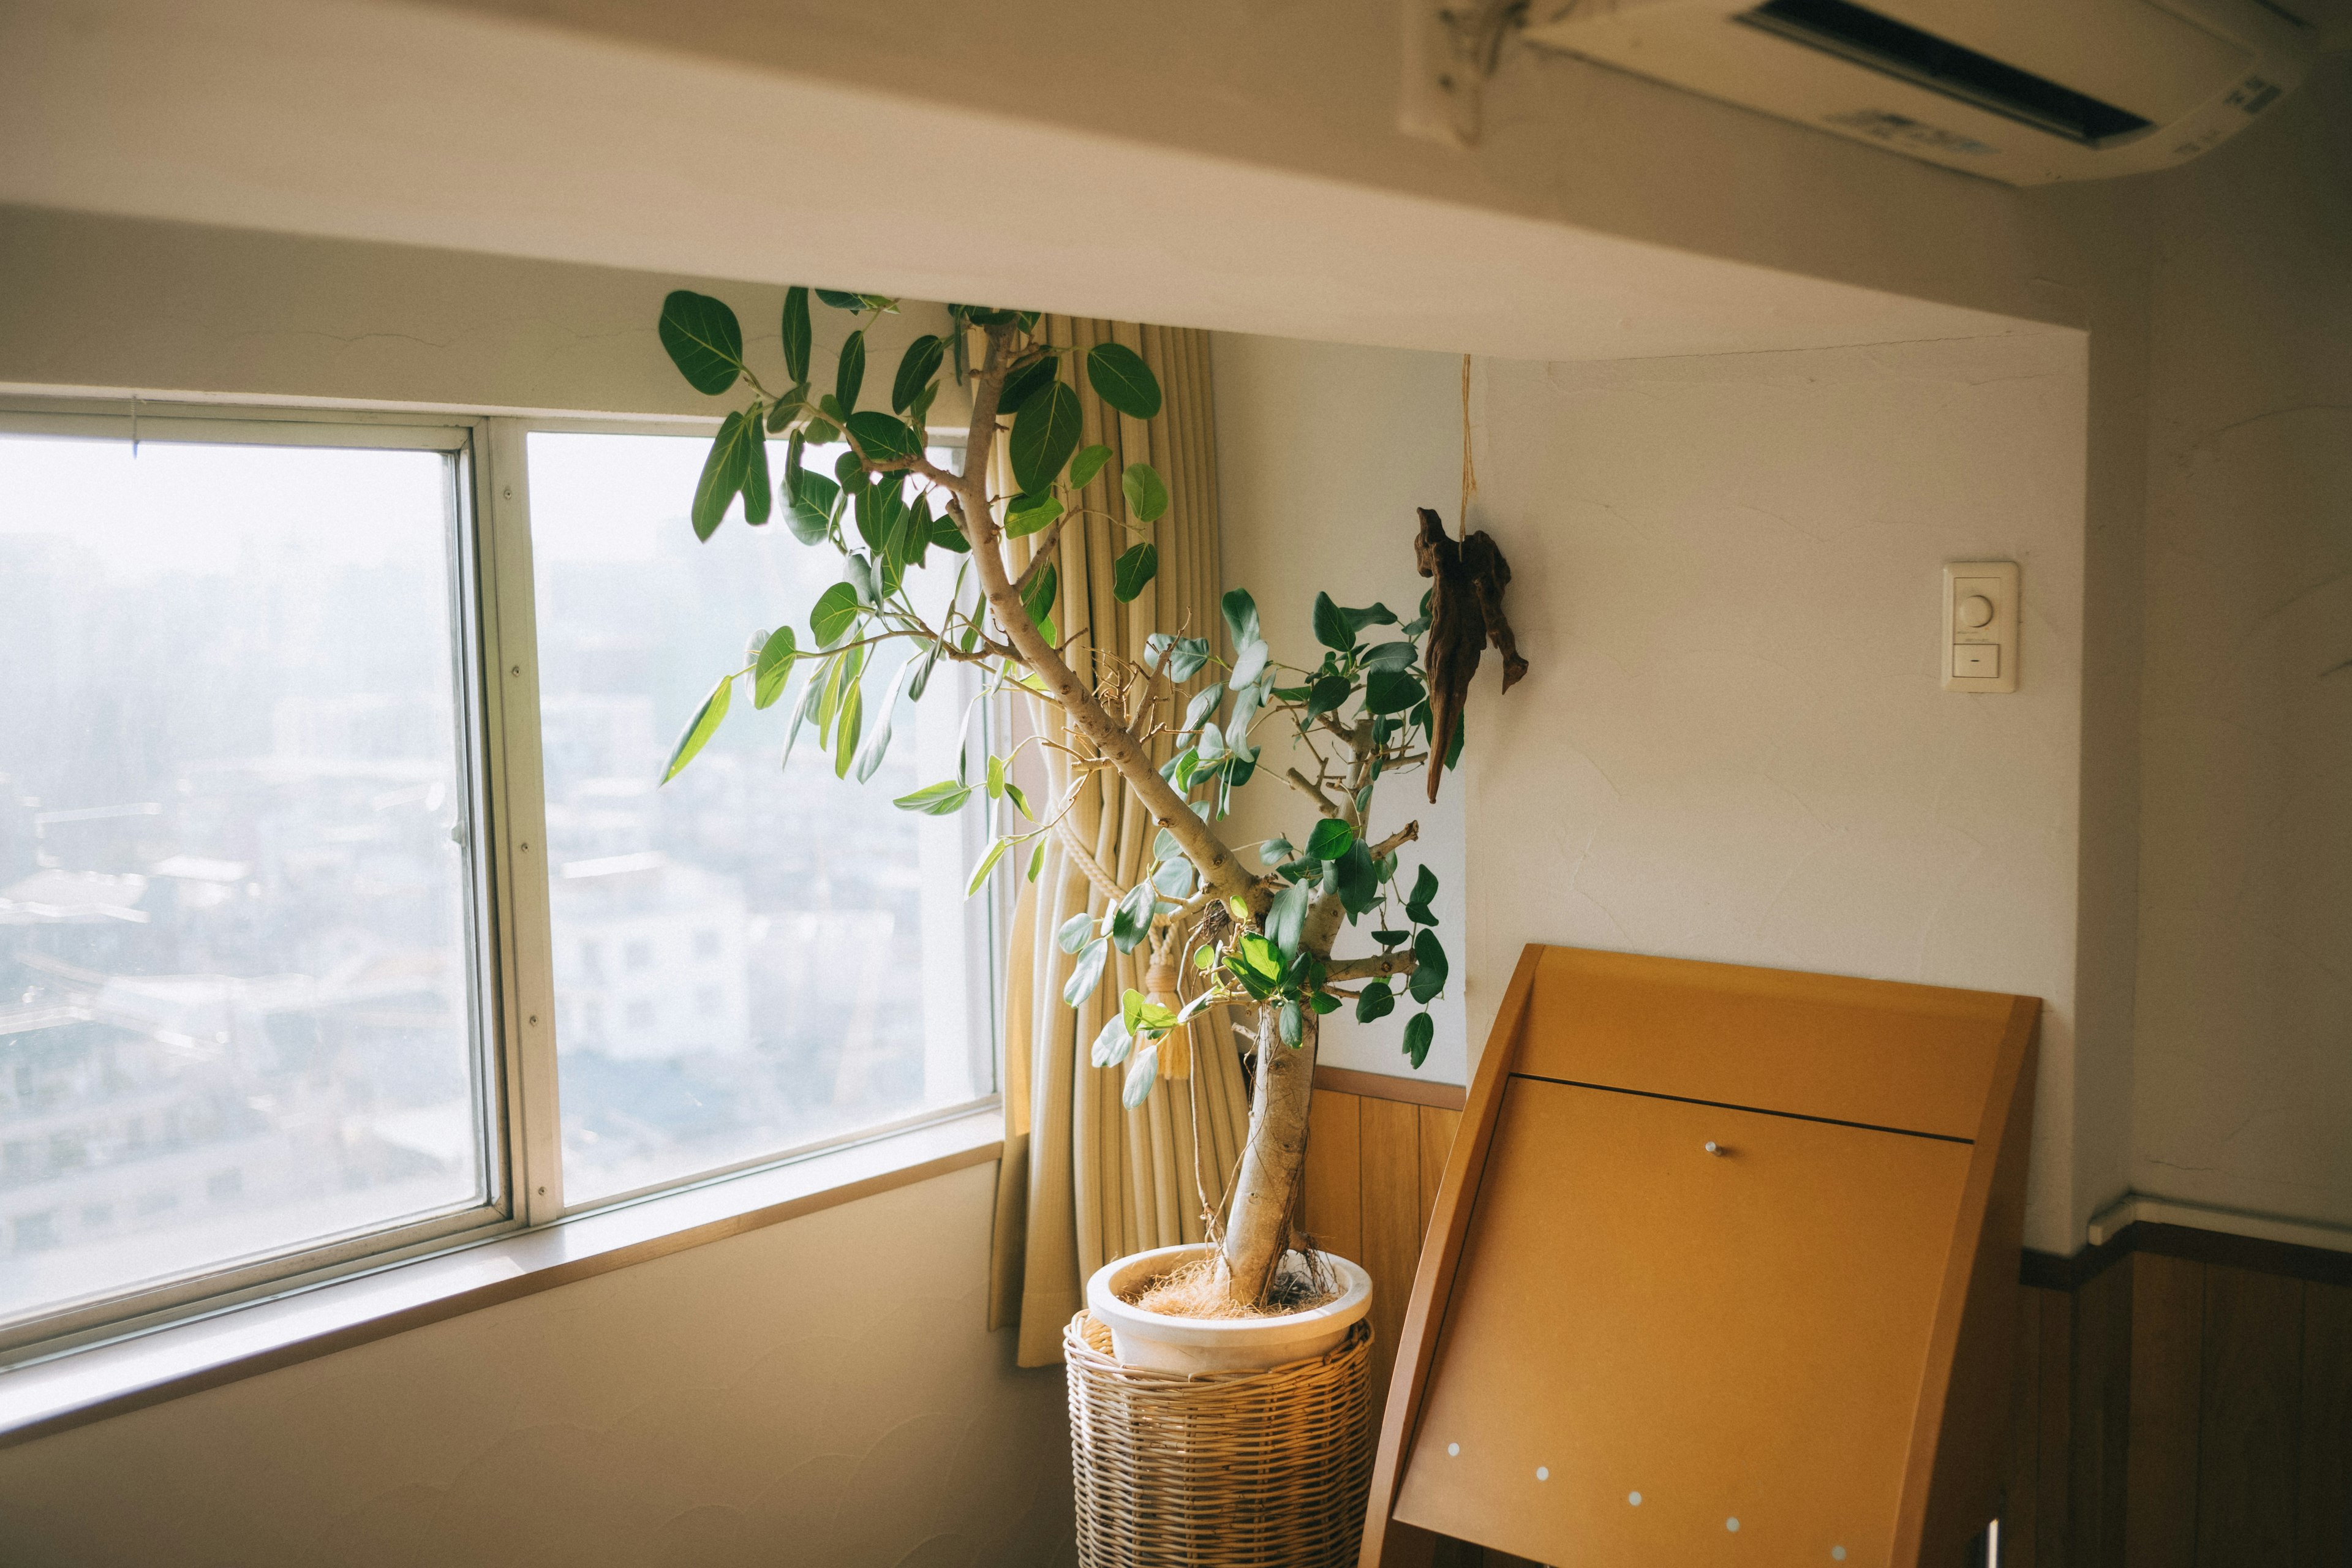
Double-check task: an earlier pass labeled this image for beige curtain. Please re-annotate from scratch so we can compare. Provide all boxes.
[986,319,1254,1367]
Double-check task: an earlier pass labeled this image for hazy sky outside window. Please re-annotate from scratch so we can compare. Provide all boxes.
[0,434,486,1326]
[528,432,988,1207]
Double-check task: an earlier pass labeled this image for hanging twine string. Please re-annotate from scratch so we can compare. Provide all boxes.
[1459,353,1477,539]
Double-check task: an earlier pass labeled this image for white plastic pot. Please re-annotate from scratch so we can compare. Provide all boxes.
[1084,1242,1374,1374]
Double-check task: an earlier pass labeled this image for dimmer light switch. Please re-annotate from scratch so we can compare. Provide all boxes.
[1942,562,2018,693]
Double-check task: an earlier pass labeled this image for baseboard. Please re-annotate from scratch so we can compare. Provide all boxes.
[2020,1195,2352,1293]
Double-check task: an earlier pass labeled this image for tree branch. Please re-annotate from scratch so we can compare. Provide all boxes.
[1369,821,1421,860]
[955,324,1263,913]
[1283,767,1340,816]
[1325,950,1419,984]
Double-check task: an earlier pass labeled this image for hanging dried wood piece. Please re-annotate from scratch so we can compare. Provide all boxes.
[1414,507,1527,803]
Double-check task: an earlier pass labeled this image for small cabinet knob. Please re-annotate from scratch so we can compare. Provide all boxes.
[1703,1140,1727,1156]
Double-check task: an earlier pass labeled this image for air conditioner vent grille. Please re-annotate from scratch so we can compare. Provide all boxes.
[1737,0,2157,144]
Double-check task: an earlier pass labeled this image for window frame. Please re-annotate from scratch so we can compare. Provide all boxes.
[0,399,1001,1371]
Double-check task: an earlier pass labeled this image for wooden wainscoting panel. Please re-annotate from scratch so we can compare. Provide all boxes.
[2038,1283,2075,1567]
[1303,1088,1364,1263]
[2069,1254,2135,1568]
[2126,1251,2205,1568]
[2195,1264,2305,1568]
[1360,1095,1427,1423]
[2300,1281,2352,1567]
[2003,1286,2046,1567]
[1417,1106,1460,1235]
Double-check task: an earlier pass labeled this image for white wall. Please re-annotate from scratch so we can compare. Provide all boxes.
[2133,58,2352,1229]
[1213,335,1471,1084]
[0,1165,1074,1568]
[1213,330,2093,1250]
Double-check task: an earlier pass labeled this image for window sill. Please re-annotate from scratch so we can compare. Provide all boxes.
[0,1110,1003,1450]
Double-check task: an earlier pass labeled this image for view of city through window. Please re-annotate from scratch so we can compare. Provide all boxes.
[0,432,488,1327]
[528,433,990,1207]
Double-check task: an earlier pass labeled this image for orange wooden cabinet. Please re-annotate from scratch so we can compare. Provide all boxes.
[1361,945,2040,1568]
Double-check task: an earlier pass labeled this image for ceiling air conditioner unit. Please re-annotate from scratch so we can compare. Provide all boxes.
[1517,0,2318,183]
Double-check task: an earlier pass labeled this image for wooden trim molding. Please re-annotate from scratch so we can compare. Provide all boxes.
[1314,1064,1468,1111]
[2022,1219,2352,1294]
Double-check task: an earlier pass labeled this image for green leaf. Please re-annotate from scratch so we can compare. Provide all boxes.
[1266,880,1310,957]
[1022,562,1058,633]
[1306,674,1353,718]
[1306,819,1356,859]
[852,654,922,783]
[781,287,812,385]
[1085,341,1163,419]
[1183,684,1225,731]
[1221,589,1261,649]
[785,473,837,546]
[894,780,973,815]
[1003,491,1063,539]
[1068,443,1114,491]
[1403,1011,1434,1068]
[1259,835,1294,867]
[1278,1000,1303,1047]
[1110,880,1155,954]
[1310,991,1343,1015]
[753,626,798,709]
[1091,1015,1134,1068]
[1409,929,1449,1004]
[1335,841,1378,917]
[967,836,1009,896]
[1312,592,1354,652]
[999,355,1059,415]
[831,677,863,779]
[1123,988,1179,1036]
[1057,913,1096,955]
[1144,635,1211,683]
[661,673,731,783]
[1121,1042,1159,1108]
[1374,928,1409,946]
[815,288,869,311]
[1365,669,1425,715]
[1406,864,1440,926]
[1152,858,1194,899]
[692,410,756,541]
[846,410,919,467]
[835,330,865,414]
[1230,639,1268,690]
[1362,640,1419,672]
[1112,543,1158,603]
[738,418,772,527]
[1120,461,1169,524]
[1355,980,1396,1023]
[891,334,944,414]
[1064,937,1110,1005]
[1010,382,1083,494]
[1003,782,1033,820]
[810,581,862,647]
[658,290,745,396]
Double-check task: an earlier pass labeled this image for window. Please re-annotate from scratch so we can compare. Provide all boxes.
[0,420,497,1343]
[527,432,989,1208]
[0,405,998,1360]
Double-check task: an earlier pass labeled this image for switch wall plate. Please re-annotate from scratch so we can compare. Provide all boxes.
[1942,562,2019,694]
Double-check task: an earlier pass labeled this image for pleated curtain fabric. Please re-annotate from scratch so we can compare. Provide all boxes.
[986,319,1255,1368]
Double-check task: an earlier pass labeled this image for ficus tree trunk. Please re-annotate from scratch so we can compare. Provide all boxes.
[1222,1002,1321,1302]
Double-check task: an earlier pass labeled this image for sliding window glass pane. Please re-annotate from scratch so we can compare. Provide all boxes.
[0,433,488,1329]
[528,432,988,1207]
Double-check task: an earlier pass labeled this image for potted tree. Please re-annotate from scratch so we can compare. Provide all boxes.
[651,287,1513,1549]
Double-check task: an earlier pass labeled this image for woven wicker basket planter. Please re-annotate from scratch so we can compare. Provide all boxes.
[1064,1309,1376,1568]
